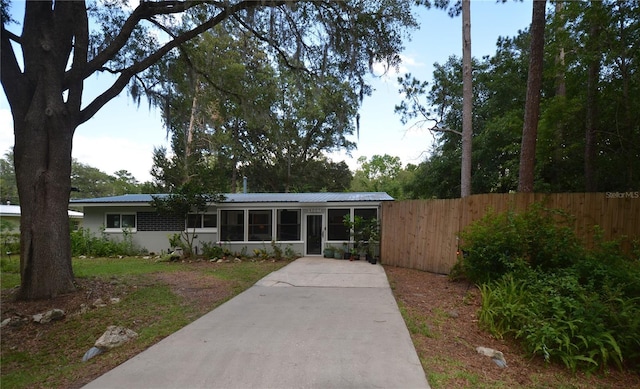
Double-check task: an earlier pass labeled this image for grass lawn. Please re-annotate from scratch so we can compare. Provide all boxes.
[0,256,289,389]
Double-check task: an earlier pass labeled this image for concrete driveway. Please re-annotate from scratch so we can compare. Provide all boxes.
[83,257,430,389]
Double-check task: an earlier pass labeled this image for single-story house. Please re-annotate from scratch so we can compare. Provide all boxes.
[70,192,393,256]
[0,203,83,232]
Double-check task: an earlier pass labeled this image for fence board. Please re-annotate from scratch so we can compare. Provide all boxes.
[381,193,640,274]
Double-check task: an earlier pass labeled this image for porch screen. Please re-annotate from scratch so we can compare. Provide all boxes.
[327,208,349,241]
[249,210,272,241]
[277,209,300,241]
[220,210,244,241]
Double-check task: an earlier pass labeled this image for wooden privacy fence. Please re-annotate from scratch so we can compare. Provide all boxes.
[380,192,640,274]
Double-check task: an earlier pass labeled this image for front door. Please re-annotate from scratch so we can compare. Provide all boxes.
[306,214,323,255]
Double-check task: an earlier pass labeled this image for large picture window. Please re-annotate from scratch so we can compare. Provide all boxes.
[248,210,272,241]
[186,213,217,230]
[327,208,349,241]
[220,210,244,241]
[277,209,301,241]
[106,213,136,230]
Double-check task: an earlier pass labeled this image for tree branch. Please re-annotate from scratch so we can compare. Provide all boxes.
[153,20,246,103]
[231,11,310,74]
[0,25,27,112]
[83,0,207,78]
[66,2,89,118]
[79,1,285,124]
[1,27,21,43]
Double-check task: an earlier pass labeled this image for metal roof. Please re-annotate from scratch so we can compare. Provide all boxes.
[70,192,393,205]
[1,204,84,218]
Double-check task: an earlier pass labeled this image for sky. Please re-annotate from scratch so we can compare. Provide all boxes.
[0,0,533,183]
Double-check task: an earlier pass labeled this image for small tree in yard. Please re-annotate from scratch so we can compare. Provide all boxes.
[150,183,223,258]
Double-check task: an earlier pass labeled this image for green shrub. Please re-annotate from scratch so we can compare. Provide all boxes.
[284,245,299,260]
[70,227,142,257]
[464,204,640,372]
[458,204,582,284]
[271,241,283,261]
[0,219,20,256]
[479,271,629,372]
[201,241,228,259]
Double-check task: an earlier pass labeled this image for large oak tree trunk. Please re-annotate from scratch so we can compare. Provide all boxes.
[14,111,77,300]
[518,0,547,192]
[5,2,82,300]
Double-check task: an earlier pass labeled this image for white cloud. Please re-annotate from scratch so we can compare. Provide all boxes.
[0,108,157,182]
[73,134,156,182]
[371,54,424,80]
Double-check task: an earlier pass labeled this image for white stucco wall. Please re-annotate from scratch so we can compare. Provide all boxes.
[81,206,220,254]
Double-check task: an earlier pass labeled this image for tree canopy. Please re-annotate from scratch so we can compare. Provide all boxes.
[397,1,640,198]
[0,0,418,299]
[147,26,358,193]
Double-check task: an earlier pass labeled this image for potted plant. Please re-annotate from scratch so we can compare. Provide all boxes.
[324,245,335,258]
[349,247,358,261]
[333,247,344,259]
[343,215,379,263]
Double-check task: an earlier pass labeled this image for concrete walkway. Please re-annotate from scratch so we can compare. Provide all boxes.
[83,257,430,389]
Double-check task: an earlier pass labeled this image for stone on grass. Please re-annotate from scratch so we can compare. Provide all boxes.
[476,346,507,368]
[446,309,459,318]
[82,346,104,362]
[95,325,138,350]
[82,326,138,362]
[92,298,107,308]
[32,309,65,324]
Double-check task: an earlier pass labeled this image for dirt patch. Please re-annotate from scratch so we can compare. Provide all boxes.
[1,278,126,347]
[384,265,640,388]
[152,270,235,312]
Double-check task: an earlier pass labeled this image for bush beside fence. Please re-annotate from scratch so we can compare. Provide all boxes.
[380,192,640,274]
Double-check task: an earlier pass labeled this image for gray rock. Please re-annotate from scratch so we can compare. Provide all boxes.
[32,309,65,324]
[1,318,11,327]
[446,309,459,318]
[95,325,138,350]
[476,346,507,368]
[82,346,104,362]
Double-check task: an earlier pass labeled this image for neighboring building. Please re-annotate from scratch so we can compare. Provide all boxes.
[70,192,393,256]
[0,203,84,232]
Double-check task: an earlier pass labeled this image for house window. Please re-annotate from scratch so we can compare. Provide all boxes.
[106,213,136,230]
[354,208,377,222]
[248,210,272,241]
[327,208,349,241]
[186,213,217,230]
[220,210,244,241]
[277,209,301,241]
